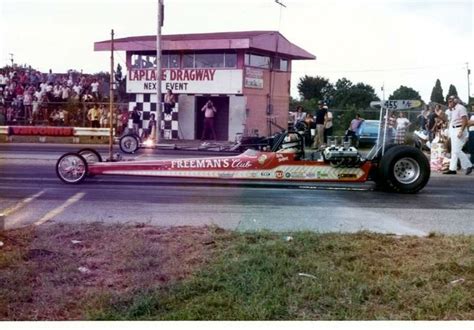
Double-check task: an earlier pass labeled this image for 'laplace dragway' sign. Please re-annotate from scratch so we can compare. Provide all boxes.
[127,68,243,94]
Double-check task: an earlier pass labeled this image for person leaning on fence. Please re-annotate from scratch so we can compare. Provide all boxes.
[118,108,129,135]
[443,96,472,175]
[87,103,100,128]
[345,113,363,145]
[294,106,306,125]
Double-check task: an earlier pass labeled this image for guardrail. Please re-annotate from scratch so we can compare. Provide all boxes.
[74,127,115,136]
[0,126,114,137]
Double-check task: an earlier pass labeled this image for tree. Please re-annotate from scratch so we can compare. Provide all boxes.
[445,84,458,102]
[332,78,379,109]
[389,85,422,100]
[430,79,444,104]
[297,75,332,101]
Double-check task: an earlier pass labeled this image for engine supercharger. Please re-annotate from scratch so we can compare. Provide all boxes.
[322,145,362,167]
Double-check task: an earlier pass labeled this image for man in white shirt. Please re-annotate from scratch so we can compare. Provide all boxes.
[443,96,472,175]
[0,71,7,89]
[91,79,100,100]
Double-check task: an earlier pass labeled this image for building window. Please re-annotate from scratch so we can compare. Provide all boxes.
[183,53,237,68]
[169,54,180,68]
[183,54,194,68]
[141,55,156,69]
[224,53,237,68]
[195,53,224,68]
[131,54,156,69]
[162,54,180,68]
[274,58,289,71]
[245,53,271,69]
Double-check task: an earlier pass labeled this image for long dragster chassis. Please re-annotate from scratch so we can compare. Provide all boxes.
[56,131,431,193]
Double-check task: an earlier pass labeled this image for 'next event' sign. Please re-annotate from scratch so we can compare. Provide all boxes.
[127,68,243,94]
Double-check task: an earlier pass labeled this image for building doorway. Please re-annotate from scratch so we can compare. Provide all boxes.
[195,96,229,141]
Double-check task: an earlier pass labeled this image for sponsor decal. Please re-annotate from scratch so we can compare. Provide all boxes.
[305,172,316,178]
[257,154,268,165]
[275,170,284,179]
[8,126,74,137]
[316,171,329,179]
[171,158,252,169]
[276,154,289,162]
[289,172,306,179]
[285,172,291,178]
[338,173,358,179]
[250,172,258,178]
[218,173,235,179]
[260,172,271,177]
[244,68,264,89]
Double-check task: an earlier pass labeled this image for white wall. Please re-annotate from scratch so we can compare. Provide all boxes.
[177,95,196,140]
[228,95,247,142]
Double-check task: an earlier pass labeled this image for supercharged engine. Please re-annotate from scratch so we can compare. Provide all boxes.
[322,145,362,167]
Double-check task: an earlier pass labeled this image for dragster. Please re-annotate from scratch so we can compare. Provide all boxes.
[56,130,430,193]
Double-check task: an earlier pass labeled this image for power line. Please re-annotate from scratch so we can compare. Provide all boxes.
[292,63,466,74]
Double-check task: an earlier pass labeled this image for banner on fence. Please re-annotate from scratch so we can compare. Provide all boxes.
[8,126,74,137]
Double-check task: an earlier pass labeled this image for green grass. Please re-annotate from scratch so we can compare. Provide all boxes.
[88,231,474,320]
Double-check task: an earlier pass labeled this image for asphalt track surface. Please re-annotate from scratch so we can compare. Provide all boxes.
[0,143,473,236]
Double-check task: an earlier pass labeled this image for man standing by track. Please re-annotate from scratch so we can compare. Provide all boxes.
[443,96,472,175]
[312,102,327,149]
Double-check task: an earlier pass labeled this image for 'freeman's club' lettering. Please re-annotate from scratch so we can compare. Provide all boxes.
[171,159,252,169]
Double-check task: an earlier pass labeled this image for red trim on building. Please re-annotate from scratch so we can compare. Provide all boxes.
[94,31,315,60]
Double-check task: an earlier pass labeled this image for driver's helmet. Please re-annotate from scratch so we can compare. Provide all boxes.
[279,133,301,153]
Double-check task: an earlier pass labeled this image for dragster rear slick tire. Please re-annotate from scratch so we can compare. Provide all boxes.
[56,152,88,184]
[377,145,430,193]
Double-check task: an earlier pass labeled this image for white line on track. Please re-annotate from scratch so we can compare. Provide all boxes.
[34,192,85,226]
[1,189,47,216]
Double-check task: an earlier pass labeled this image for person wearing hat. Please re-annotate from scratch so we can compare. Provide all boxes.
[443,96,472,175]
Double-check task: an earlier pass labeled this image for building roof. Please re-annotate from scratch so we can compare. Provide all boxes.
[94,31,315,60]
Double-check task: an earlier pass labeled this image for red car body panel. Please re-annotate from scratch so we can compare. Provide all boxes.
[87,151,373,183]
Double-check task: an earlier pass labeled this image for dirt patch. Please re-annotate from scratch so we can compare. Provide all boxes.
[0,223,217,320]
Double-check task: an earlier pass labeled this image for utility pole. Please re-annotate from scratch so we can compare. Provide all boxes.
[467,62,471,104]
[275,0,286,31]
[269,0,286,136]
[156,0,164,143]
[9,53,14,67]
[109,29,115,161]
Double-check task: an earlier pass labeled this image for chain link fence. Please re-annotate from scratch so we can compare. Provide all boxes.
[1,100,130,135]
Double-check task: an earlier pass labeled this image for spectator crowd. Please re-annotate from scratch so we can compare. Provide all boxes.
[0,65,125,127]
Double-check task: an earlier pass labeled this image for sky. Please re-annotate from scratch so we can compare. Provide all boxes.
[1,0,473,103]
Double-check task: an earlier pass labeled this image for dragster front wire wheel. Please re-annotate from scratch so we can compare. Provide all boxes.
[78,148,102,177]
[56,153,88,184]
[78,148,102,163]
[119,134,140,154]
